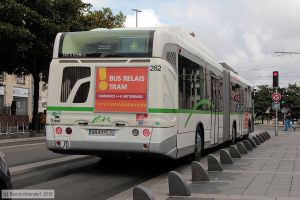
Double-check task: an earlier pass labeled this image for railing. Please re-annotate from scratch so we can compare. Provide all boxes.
[0,115,30,135]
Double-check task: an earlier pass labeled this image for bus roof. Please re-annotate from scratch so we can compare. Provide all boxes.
[80,27,253,88]
[92,27,224,73]
[230,71,254,88]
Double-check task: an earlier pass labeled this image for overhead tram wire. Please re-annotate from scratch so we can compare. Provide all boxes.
[233,51,300,70]
[274,51,300,55]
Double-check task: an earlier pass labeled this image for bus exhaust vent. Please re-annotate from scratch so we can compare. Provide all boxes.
[61,67,91,103]
[166,52,177,68]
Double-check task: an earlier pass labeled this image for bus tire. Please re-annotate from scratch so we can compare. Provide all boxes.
[231,123,237,144]
[243,120,251,139]
[192,126,204,162]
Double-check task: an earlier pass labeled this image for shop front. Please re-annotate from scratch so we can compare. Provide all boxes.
[13,87,29,115]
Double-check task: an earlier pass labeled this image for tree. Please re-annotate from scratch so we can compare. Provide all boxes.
[0,0,126,134]
[254,84,300,124]
[84,7,126,30]
[254,85,272,124]
[279,84,300,120]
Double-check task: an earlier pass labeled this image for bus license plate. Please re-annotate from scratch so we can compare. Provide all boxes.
[89,129,115,136]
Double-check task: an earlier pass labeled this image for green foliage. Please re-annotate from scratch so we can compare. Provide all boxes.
[254,84,300,120]
[0,0,126,132]
[84,7,126,30]
[279,84,300,118]
[0,0,126,75]
[254,85,272,120]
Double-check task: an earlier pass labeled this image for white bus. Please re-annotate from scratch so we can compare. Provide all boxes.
[46,27,254,161]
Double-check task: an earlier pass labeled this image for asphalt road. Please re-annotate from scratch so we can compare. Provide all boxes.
[7,125,272,200]
[12,156,186,200]
[0,140,65,167]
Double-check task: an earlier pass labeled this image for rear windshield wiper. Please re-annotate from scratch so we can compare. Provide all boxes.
[85,52,124,58]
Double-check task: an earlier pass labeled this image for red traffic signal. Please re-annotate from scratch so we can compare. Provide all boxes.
[273,71,279,87]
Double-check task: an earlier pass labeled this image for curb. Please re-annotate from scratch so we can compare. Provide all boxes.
[10,155,92,176]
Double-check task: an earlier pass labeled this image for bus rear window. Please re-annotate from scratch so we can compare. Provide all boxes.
[58,30,154,58]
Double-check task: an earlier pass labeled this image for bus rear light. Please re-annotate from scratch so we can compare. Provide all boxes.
[132,129,139,136]
[56,141,61,146]
[143,129,150,137]
[143,144,148,149]
[66,127,72,135]
[55,127,62,134]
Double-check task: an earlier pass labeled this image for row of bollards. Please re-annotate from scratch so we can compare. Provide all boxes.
[132,131,271,200]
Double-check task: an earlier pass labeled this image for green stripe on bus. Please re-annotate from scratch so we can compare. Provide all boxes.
[47,106,238,115]
[148,108,177,113]
[47,106,94,111]
[148,108,211,114]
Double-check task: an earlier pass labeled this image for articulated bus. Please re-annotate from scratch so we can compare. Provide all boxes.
[46,27,254,161]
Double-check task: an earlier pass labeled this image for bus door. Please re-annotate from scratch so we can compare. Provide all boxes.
[210,76,219,145]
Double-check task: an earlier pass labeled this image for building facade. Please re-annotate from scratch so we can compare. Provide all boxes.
[0,72,33,121]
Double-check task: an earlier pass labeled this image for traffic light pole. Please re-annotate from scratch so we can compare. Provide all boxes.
[275,88,278,136]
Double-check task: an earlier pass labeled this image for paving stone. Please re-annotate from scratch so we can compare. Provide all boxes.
[221,189,244,195]
[189,182,224,194]
[243,189,267,195]
[290,184,300,190]
[268,183,291,190]
[272,178,292,183]
[266,189,290,196]
[289,190,300,198]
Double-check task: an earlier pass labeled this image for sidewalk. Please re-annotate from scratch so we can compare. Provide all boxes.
[109,130,300,200]
[0,131,45,140]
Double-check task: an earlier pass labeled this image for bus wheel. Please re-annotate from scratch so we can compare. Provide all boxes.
[193,128,203,162]
[231,125,237,144]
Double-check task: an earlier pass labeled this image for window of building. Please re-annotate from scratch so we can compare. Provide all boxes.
[16,75,25,84]
[0,73,4,82]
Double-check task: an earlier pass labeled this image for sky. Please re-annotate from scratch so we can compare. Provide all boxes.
[83,0,300,87]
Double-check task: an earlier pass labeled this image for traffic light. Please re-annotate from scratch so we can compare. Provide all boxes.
[273,71,279,88]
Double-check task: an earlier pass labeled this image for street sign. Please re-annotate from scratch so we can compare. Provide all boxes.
[272,102,280,111]
[272,92,281,102]
[281,107,287,114]
[233,95,240,102]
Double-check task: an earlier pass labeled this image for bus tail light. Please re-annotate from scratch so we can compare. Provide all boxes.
[66,127,72,135]
[143,129,150,137]
[55,127,62,134]
[56,141,61,146]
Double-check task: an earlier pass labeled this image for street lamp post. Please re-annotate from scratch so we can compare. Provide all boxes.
[132,9,142,27]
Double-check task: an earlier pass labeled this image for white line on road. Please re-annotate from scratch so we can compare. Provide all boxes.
[10,155,92,176]
[0,142,45,150]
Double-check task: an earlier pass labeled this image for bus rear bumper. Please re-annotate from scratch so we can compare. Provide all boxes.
[46,135,177,159]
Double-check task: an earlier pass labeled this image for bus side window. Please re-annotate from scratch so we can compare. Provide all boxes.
[178,54,205,110]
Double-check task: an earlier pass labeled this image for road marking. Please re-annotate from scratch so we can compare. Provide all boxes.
[10,155,92,176]
[0,142,45,150]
